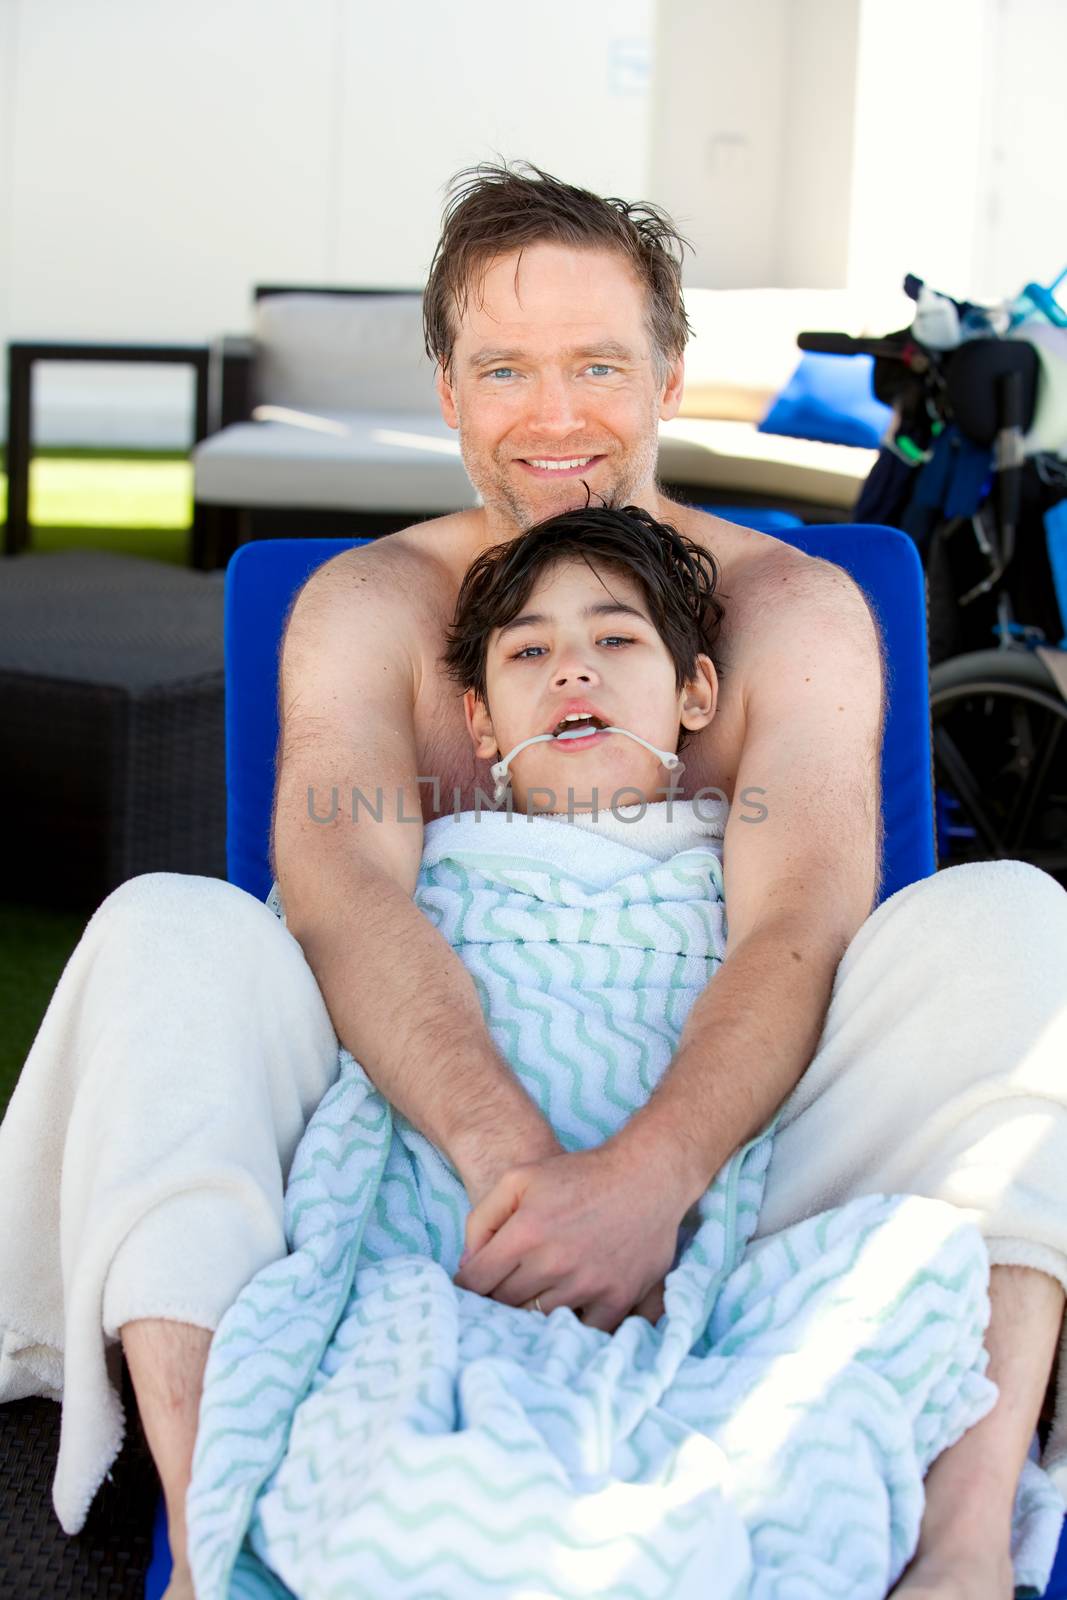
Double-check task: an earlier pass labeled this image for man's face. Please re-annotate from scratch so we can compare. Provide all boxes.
[436,243,684,533]
[464,557,716,810]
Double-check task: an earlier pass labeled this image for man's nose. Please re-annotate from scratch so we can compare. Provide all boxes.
[527,374,585,438]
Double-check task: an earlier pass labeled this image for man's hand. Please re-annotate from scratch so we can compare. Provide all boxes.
[452,1141,687,1333]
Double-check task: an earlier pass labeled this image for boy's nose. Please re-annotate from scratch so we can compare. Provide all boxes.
[553,657,599,687]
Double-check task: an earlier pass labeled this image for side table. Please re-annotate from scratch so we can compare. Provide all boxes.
[4,340,211,565]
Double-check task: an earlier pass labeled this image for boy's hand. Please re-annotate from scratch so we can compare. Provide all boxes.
[452,1141,688,1334]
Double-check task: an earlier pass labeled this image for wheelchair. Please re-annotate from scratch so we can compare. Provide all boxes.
[800,272,1067,887]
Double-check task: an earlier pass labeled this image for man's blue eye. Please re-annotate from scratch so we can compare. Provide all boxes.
[488,367,516,380]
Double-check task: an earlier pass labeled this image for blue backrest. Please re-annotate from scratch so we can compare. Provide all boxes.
[224,525,934,905]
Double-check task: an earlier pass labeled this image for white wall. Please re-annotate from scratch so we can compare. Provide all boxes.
[0,0,653,444]
[845,0,995,299]
[650,0,1065,306]
[778,0,861,288]
[974,0,1067,300]
[649,0,790,288]
[649,0,863,290]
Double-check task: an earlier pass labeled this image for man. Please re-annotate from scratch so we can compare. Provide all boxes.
[1,163,1065,1600]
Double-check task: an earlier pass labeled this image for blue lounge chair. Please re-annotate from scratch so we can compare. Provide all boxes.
[144,523,1065,1596]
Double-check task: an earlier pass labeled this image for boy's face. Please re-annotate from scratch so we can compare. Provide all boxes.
[464,558,717,811]
[435,242,685,535]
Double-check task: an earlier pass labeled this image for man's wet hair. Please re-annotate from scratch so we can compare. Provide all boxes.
[423,161,692,381]
[441,505,726,751]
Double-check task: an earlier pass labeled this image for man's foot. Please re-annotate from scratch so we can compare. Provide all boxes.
[161,1557,196,1599]
[888,1545,1014,1600]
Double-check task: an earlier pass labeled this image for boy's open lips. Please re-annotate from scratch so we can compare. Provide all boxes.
[515,454,607,479]
[549,726,614,753]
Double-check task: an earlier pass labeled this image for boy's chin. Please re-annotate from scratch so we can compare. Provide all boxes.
[508,787,659,816]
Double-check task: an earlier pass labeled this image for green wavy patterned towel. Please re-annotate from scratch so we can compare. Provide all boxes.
[187,811,1048,1598]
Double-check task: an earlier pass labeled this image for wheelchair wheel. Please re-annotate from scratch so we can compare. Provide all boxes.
[930,649,1067,885]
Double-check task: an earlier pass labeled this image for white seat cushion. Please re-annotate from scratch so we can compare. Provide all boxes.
[659,418,876,510]
[194,406,873,515]
[192,409,477,513]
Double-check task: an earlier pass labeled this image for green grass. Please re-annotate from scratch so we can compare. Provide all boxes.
[0,904,89,1115]
[0,451,192,1111]
[1,450,194,565]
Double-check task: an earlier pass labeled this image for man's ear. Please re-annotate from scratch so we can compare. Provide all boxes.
[464,689,499,761]
[659,355,686,423]
[679,654,718,733]
[436,366,459,431]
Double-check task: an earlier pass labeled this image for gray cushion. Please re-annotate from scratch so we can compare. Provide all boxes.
[253,294,437,415]
[192,409,477,513]
[0,549,223,689]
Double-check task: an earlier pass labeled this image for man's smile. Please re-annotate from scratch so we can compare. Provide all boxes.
[515,454,607,478]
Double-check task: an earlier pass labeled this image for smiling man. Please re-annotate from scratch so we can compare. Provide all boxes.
[2,163,1066,1600]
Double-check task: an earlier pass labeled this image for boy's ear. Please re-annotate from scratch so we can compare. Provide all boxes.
[464,689,499,760]
[679,654,718,732]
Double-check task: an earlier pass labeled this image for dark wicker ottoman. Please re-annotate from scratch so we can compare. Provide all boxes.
[0,550,226,909]
[0,1386,159,1600]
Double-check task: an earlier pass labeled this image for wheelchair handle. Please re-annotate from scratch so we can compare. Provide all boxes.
[797,330,909,360]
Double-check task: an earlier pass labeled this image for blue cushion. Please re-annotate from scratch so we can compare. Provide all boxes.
[223,525,934,907]
[771,524,934,902]
[698,506,804,534]
[1046,1520,1067,1599]
[758,352,893,450]
[145,1498,171,1599]
[225,537,373,900]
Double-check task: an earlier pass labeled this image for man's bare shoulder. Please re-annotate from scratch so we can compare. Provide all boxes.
[288,512,472,631]
[672,502,881,655]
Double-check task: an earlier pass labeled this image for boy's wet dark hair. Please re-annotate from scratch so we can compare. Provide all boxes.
[441,505,726,750]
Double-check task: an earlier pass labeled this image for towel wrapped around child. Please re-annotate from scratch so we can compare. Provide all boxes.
[186,804,1057,1598]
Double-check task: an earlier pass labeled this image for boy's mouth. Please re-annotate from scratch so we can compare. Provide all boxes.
[549,712,610,738]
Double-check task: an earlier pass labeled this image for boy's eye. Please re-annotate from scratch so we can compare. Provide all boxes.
[510,636,633,661]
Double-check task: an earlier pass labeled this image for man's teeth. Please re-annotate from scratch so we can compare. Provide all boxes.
[527,457,593,472]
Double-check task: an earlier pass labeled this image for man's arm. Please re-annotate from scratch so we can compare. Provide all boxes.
[617,552,885,1197]
[273,545,560,1200]
[454,553,885,1326]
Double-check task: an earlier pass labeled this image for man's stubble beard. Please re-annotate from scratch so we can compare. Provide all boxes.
[457,415,662,534]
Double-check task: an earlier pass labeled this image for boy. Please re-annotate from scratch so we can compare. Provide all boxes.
[440,499,725,833]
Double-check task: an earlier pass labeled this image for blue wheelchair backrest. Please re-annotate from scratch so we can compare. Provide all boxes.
[224,524,935,905]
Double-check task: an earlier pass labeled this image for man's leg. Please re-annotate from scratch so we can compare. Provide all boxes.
[755,858,1067,1597]
[122,1320,211,1600]
[0,872,339,1548]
